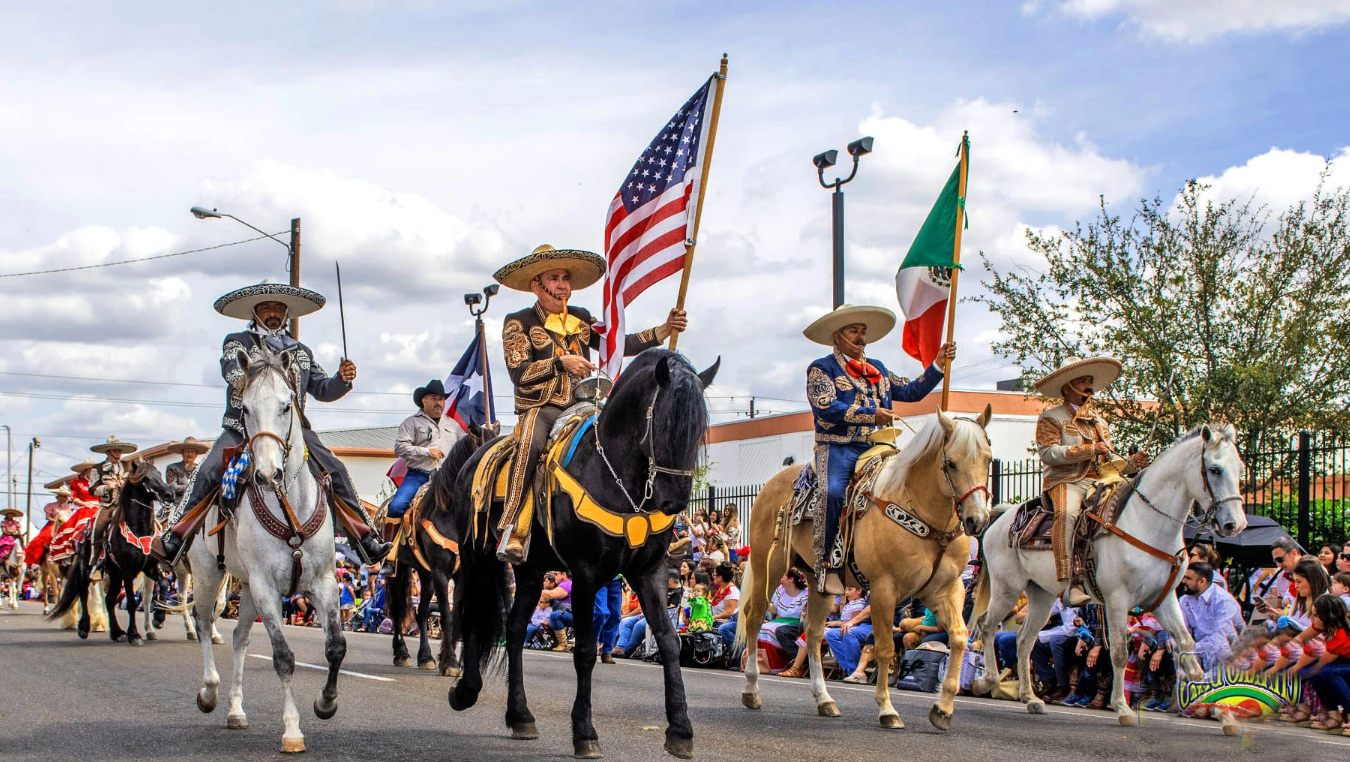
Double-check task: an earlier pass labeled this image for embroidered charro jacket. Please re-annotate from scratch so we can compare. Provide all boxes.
[219,330,351,434]
[165,459,198,503]
[502,303,660,414]
[807,352,944,444]
[1036,403,1112,490]
[90,459,127,509]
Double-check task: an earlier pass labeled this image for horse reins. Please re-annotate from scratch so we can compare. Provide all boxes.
[595,387,697,514]
[239,417,326,597]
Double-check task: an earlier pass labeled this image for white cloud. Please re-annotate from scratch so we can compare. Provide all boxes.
[1047,0,1350,42]
[1190,146,1350,212]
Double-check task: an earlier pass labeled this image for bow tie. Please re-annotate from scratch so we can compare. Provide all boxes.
[845,358,882,384]
[544,311,585,337]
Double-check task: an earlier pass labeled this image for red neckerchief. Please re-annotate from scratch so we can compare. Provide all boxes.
[710,583,731,607]
[845,357,882,384]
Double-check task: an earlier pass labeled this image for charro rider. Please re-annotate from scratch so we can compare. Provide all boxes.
[1034,356,1149,604]
[493,244,686,564]
[164,437,210,508]
[87,435,137,569]
[380,379,463,576]
[153,280,391,566]
[804,305,956,595]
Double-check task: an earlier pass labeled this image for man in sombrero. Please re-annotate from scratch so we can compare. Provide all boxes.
[804,304,956,595]
[164,437,210,509]
[380,379,463,576]
[493,244,687,564]
[1034,356,1150,604]
[153,280,391,566]
[87,435,138,568]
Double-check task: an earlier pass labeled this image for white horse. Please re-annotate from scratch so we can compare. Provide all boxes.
[1,544,23,609]
[186,346,346,753]
[973,423,1247,727]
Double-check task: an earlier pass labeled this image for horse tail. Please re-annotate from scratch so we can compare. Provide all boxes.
[733,559,753,653]
[451,546,510,675]
[47,553,88,621]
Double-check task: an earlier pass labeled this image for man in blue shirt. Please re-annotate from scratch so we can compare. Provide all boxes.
[803,305,955,594]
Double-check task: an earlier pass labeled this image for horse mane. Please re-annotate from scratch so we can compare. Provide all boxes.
[239,344,291,391]
[425,433,480,517]
[1175,421,1237,444]
[604,349,708,471]
[871,414,985,498]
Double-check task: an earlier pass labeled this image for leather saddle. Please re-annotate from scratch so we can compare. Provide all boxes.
[1009,477,1139,564]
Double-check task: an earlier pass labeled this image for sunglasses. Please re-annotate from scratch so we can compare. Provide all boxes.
[1341,553,1350,560]
[1272,555,1286,564]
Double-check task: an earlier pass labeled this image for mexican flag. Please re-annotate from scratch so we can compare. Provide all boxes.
[895,136,968,367]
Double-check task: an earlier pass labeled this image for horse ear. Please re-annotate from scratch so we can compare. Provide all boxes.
[1201,424,1213,443]
[976,403,992,429]
[696,356,721,389]
[936,409,955,436]
[655,355,671,386]
[234,347,250,373]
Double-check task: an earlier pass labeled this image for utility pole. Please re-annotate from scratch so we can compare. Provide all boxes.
[2,425,11,512]
[24,438,38,542]
[749,397,757,419]
[289,218,302,338]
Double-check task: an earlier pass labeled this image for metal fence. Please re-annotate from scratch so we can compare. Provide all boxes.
[704,431,1350,549]
[689,483,763,519]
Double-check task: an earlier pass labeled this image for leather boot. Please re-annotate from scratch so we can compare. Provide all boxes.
[379,521,400,577]
[823,570,845,596]
[497,533,527,565]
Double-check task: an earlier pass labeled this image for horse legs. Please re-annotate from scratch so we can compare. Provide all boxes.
[88,575,109,633]
[252,582,306,752]
[105,572,127,642]
[1016,586,1059,714]
[432,568,458,677]
[227,586,259,730]
[310,574,346,721]
[974,572,1023,697]
[142,573,158,641]
[76,570,92,639]
[633,570,693,758]
[390,568,412,667]
[504,567,544,740]
[190,549,226,714]
[1101,597,1137,727]
[568,580,602,759]
[866,580,904,729]
[415,573,437,670]
[123,572,145,646]
[802,590,839,717]
[925,581,968,729]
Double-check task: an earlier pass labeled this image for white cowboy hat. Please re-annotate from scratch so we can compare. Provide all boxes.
[90,435,138,455]
[214,279,327,321]
[1034,356,1123,399]
[803,304,896,346]
[50,486,73,498]
[167,436,211,455]
[493,244,606,293]
[70,458,100,473]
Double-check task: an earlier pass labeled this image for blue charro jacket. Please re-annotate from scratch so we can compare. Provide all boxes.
[807,352,944,445]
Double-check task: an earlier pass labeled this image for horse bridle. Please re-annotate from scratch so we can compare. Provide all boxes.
[595,387,697,514]
[1134,436,1241,530]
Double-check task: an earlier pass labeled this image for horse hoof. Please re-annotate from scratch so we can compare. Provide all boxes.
[1221,721,1241,736]
[928,705,952,730]
[77,626,89,640]
[418,660,437,671]
[186,630,198,641]
[211,635,225,645]
[573,739,602,759]
[879,713,904,730]
[817,701,841,717]
[972,677,994,696]
[663,735,694,759]
[741,693,761,710]
[145,631,157,641]
[112,633,125,643]
[1118,713,1137,727]
[1027,699,1046,715]
[448,686,477,712]
[130,637,145,647]
[441,665,462,678]
[281,737,306,754]
[394,656,413,668]
[197,691,217,714]
[227,715,249,730]
[314,698,337,720]
[510,722,539,740]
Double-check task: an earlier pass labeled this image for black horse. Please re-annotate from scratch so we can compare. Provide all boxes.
[50,459,175,644]
[445,349,717,760]
[385,433,479,674]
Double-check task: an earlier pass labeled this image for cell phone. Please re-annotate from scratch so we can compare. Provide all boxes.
[1260,593,1283,612]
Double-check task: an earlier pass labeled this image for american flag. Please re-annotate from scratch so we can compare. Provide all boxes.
[595,75,717,377]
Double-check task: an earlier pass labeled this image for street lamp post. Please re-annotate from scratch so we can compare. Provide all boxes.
[464,284,500,428]
[24,437,39,542]
[813,137,874,309]
[190,207,303,337]
[1,424,11,511]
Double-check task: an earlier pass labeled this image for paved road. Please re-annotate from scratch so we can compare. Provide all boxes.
[1,601,1345,761]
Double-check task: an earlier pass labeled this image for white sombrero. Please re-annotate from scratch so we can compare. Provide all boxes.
[168,436,210,455]
[50,486,73,498]
[1,508,21,519]
[493,244,606,293]
[803,305,896,346]
[1034,356,1123,399]
[70,458,99,473]
[214,279,327,321]
[90,435,138,455]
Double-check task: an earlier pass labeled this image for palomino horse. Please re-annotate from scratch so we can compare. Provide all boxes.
[48,459,175,645]
[737,409,992,730]
[448,350,718,759]
[973,423,1247,728]
[185,345,346,753]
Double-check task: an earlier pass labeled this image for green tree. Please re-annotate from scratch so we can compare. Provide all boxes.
[977,176,1350,453]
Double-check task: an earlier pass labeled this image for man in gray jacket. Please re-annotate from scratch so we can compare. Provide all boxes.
[381,379,462,575]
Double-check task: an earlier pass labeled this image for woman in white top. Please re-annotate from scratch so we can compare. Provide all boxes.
[755,569,810,676]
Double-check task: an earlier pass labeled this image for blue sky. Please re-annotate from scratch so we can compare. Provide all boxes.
[1,0,1347,502]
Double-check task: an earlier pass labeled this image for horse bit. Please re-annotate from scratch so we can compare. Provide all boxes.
[595,387,696,514]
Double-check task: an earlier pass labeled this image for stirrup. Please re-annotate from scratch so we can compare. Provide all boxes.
[496,532,528,564]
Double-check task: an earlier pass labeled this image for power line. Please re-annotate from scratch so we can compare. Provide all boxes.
[0,232,289,279]
[0,390,410,415]
[0,370,519,401]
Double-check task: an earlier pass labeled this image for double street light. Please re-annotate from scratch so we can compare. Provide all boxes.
[813,136,874,308]
[190,207,304,337]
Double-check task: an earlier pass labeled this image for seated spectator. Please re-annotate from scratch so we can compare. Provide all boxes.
[1299,595,1350,733]
[525,594,553,649]
[1319,543,1342,579]
[543,570,573,652]
[824,587,871,682]
[1030,599,1078,703]
[710,564,740,654]
[358,576,387,632]
[1188,544,1227,589]
[1123,609,1162,707]
[1063,604,1109,707]
[993,596,1029,673]
[894,606,944,651]
[755,569,809,677]
[1332,572,1350,607]
[1179,561,1241,669]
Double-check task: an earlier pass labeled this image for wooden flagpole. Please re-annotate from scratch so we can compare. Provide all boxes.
[939,131,969,412]
[669,53,728,352]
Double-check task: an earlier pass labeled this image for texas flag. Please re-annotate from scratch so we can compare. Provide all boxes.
[895,135,969,367]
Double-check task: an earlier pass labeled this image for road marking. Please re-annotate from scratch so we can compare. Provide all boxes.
[248,653,394,682]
